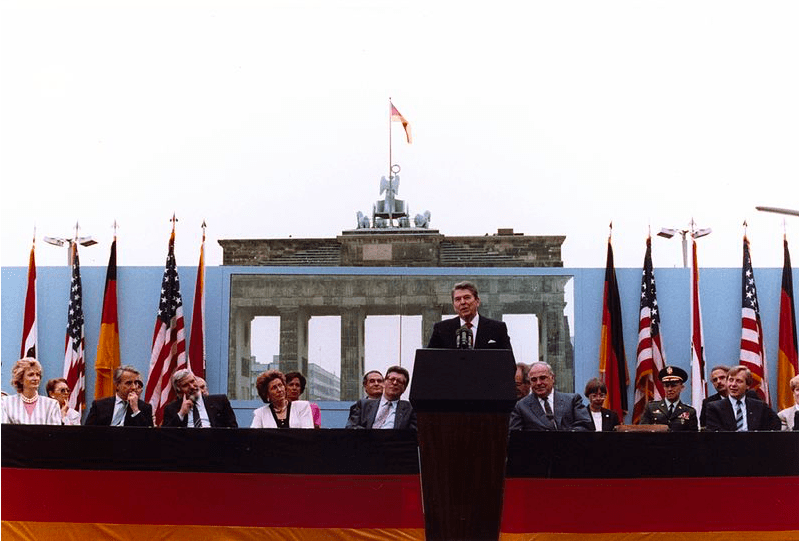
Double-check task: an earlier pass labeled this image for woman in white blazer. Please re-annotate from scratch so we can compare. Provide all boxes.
[2,358,61,425]
[251,370,314,429]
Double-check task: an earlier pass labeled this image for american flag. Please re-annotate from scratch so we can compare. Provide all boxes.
[20,240,37,359]
[690,239,707,410]
[63,243,86,412]
[144,226,187,425]
[740,236,770,404]
[633,236,666,424]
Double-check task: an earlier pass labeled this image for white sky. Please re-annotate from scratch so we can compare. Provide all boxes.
[1,0,798,270]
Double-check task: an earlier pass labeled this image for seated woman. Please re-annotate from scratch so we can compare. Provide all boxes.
[285,371,322,428]
[46,378,82,425]
[2,358,61,425]
[251,370,314,429]
[778,375,799,431]
[584,377,620,432]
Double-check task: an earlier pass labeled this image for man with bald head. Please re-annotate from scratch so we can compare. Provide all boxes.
[510,362,592,431]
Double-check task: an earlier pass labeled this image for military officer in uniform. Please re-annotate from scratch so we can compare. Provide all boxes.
[640,366,698,431]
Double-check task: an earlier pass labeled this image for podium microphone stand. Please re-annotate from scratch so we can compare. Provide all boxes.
[410,348,516,541]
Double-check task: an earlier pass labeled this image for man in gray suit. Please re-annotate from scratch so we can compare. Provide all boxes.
[346,365,417,430]
[510,362,592,431]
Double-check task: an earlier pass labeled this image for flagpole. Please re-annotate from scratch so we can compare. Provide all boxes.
[388,97,393,180]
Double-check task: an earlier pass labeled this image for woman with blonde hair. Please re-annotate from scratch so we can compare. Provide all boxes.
[2,358,61,425]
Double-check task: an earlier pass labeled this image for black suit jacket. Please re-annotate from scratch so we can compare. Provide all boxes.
[84,396,153,427]
[510,391,592,431]
[700,389,760,427]
[705,397,781,431]
[590,407,620,432]
[162,394,238,427]
[427,315,512,350]
[345,398,417,430]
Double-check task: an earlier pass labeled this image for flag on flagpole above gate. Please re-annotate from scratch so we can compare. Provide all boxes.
[633,235,666,424]
[598,232,628,421]
[777,235,798,411]
[95,237,120,399]
[20,239,37,359]
[188,223,206,380]
[739,235,770,404]
[63,243,86,412]
[145,222,187,425]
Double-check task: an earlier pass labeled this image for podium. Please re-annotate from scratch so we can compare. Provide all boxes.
[410,348,516,541]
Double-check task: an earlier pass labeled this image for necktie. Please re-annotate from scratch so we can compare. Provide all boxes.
[112,401,126,426]
[542,398,557,429]
[373,401,392,429]
[192,404,202,428]
[668,403,675,418]
[735,400,744,432]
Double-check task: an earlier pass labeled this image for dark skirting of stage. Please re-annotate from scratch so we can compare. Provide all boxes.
[3,426,798,540]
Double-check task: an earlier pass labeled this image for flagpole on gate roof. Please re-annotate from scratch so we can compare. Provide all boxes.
[388,97,393,180]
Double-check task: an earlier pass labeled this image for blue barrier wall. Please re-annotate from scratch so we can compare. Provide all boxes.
[2,265,795,427]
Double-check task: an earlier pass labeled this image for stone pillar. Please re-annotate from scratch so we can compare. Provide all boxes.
[228,309,254,400]
[544,304,572,392]
[421,307,443,348]
[340,308,365,401]
[279,308,309,374]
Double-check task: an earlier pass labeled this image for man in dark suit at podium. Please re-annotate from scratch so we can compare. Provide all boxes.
[346,366,416,430]
[510,362,592,431]
[427,281,512,350]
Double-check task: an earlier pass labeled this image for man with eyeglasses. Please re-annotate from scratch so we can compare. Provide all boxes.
[345,366,417,429]
[85,366,153,427]
[510,362,592,431]
[639,366,697,431]
[515,363,530,400]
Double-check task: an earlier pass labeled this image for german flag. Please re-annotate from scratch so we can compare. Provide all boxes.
[777,236,798,411]
[599,233,628,421]
[94,238,120,399]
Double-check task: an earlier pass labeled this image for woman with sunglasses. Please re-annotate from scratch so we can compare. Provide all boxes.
[46,378,82,425]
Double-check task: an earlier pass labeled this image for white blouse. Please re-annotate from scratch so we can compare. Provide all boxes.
[2,394,62,425]
[251,400,314,428]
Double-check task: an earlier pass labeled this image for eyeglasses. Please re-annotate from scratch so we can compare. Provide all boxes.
[55,388,70,394]
[385,376,406,385]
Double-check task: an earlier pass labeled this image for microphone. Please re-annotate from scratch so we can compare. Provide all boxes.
[456,325,474,349]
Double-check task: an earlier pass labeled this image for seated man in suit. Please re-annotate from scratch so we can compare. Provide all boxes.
[515,362,530,400]
[196,376,209,397]
[346,366,417,430]
[349,370,385,418]
[85,365,153,427]
[510,362,592,431]
[778,375,799,431]
[706,365,781,431]
[584,377,620,432]
[700,364,759,428]
[640,366,697,431]
[162,369,238,428]
[427,281,512,350]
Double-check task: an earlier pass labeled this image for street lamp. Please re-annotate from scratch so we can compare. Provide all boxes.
[657,220,711,268]
[44,222,97,264]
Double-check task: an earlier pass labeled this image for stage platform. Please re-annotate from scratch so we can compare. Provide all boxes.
[2,426,798,540]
